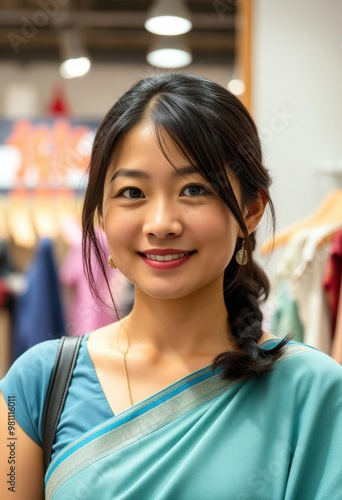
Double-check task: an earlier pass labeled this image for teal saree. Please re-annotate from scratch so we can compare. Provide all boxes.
[45,342,342,499]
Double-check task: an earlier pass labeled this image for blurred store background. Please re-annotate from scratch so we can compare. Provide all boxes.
[1,0,342,373]
[0,0,240,118]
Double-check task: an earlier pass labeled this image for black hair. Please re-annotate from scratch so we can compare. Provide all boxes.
[82,72,289,381]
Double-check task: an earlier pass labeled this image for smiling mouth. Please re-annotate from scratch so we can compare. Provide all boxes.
[139,251,195,262]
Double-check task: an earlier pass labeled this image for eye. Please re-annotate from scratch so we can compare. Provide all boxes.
[181,184,210,197]
[117,187,144,199]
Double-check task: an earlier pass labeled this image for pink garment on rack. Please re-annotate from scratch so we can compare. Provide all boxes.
[331,277,342,364]
[323,229,342,337]
[60,227,130,336]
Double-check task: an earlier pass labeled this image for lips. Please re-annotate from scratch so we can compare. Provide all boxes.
[138,249,196,268]
[140,248,194,256]
[144,252,190,262]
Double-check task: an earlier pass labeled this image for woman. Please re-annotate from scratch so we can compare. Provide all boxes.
[1,73,341,499]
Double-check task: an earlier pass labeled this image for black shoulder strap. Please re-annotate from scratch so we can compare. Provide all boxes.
[42,335,82,470]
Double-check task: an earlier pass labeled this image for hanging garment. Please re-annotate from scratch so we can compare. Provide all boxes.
[261,189,342,254]
[270,224,339,353]
[291,225,337,354]
[0,237,16,276]
[0,308,11,378]
[0,277,12,377]
[60,229,131,336]
[12,238,66,360]
[0,239,16,376]
[331,277,342,364]
[271,279,304,343]
[323,229,342,336]
[269,230,309,344]
[0,276,9,307]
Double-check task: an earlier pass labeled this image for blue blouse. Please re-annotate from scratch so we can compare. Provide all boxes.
[0,333,114,461]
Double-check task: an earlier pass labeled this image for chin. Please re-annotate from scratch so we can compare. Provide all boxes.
[144,290,190,301]
[137,282,210,301]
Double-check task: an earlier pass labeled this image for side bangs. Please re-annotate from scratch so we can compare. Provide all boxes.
[148,95,248,237]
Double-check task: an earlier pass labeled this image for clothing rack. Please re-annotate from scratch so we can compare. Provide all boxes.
[0,189,83,248]
[265,191,342,364]
[261,189,342,254]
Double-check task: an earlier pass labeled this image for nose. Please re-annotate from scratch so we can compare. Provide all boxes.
[142,198,183,239]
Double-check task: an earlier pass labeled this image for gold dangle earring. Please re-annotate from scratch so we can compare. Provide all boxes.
[235,240,248,266]
[108,255,117,269]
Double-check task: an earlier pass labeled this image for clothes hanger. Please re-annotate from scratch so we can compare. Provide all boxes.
[0,196,9,240]
[31,190,59,240]
[261,189,342,254]
[54,189,82,246]
[7,190,37,248]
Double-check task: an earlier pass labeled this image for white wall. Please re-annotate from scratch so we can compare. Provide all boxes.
[0,61,231,119]
[252,0,342,232]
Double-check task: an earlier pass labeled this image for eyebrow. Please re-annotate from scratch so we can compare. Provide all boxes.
[109,165,199,183]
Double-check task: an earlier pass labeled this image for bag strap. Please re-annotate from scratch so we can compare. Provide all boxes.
[42,335,82,470]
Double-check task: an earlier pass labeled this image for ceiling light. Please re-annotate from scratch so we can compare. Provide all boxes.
[145,0,192,36]
[227,79,245,96]
[59,29,91,79]
[227,64,245,96]
[147,36,192,69]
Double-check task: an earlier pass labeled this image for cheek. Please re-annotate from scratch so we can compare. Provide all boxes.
[102,208,139,247]
[197,212,238,269]
[191,209,238,246]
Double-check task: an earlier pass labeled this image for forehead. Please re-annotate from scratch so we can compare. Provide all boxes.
[109,122,184,169]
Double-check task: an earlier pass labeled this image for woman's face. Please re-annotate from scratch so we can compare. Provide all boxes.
[101,122,243,300]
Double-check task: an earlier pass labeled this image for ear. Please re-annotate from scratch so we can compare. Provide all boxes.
[237,190,268,238]
[98,215,105,232]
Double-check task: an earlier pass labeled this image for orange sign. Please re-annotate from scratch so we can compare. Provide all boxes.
[1,118,97,189]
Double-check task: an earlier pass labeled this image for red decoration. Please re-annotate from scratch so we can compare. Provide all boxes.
[47,86,70,116]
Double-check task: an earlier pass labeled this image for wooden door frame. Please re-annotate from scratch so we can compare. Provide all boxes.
[236,0,252,112]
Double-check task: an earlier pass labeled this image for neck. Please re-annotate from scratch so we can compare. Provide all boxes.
[122,276,234,358]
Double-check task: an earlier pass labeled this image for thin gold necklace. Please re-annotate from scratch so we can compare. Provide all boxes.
[116,322,134,406]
